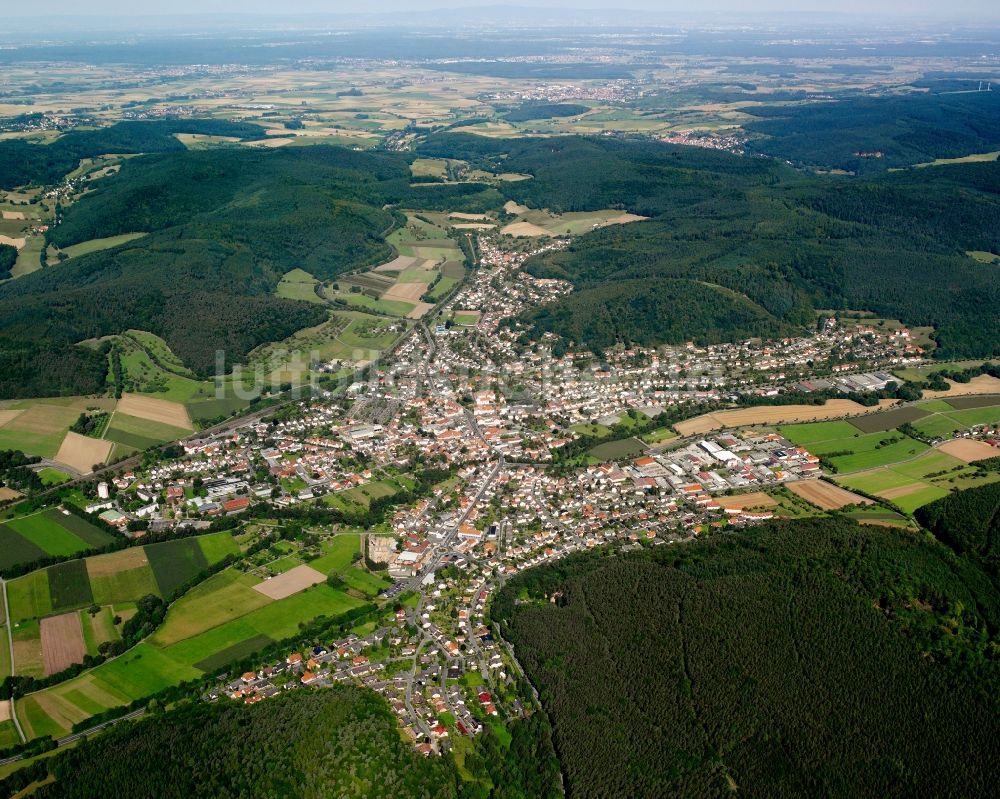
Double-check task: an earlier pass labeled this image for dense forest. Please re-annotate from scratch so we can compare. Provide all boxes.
[0,143,496,392]
[491,518,1000,798]
[0,243,16,280]
[417,134,1000,356]
[743,89,1000,173]
[0,119,268,189]
[0,689,462,799]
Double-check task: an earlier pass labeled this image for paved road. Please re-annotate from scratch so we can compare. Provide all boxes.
[1,578,25,744]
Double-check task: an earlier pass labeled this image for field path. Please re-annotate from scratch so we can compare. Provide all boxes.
[1,579,26,743]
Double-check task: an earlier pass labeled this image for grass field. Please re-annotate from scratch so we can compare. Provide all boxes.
[310,534,361,575]
[103,412,192,452]
[779,421,861,446]
[7,532,238,623]
[589,437,648,461]
[275,268,324,304]
[848,406,930,433]
[0,509,114,572]
[61,232,146,259]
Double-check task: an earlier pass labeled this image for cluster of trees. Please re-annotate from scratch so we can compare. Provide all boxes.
[491,518,1000,798]
[0,242,16,280]
[0,689,464,799]
[916,480,1000,561]
[502,102,589,122]
[69,411,109,437]
[0,448,42,495]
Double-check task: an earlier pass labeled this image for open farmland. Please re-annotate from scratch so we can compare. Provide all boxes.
[54,431,112,474]
[40,612,86,676]
[252,564,326,600]
[0,509,115,573]
[786,480,872,510]
[936,439,1000,463]
[848,406,930,433]
[0,397,114,460]
[116,393,193,430]
[17,578,364,738]
[676,400,897,436]
[6,532,238,623]
[714,492,777,510]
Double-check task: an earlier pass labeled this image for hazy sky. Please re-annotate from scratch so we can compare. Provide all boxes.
[7,0,999,20]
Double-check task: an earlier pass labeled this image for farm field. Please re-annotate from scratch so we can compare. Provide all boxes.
[714,492,777,510]
[0,509,115,573]
[589,437,648,461]
[275,268,324,303]
[824,435,928,474]
[0,397,114,460]
[6,532,239,623]
[909,397,1000,439]
[499,207,646,238]
[676,399,897,436]
[835,446,1000,514]
[785,480,872,511]
[16,578,365,739]
[103,411,192,453]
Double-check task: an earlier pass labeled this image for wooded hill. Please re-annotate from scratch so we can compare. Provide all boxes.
[0,143,498,396]
[417,134,1000,357]
[491,518,1000,798]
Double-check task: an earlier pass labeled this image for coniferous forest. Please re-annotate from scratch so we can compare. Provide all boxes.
[491,518,1000,798]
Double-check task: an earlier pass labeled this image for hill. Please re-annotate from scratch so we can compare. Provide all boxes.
[0,688,461,799]
[0,119,268,190]
[417,135,1000,357]
[0,143,488,396]
[491,518,1000,798]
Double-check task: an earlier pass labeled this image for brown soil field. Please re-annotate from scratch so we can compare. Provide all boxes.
[674,400,896,436]
[0,487,21,501]
[41,612,86,676]
[500,222,553,238]
[252,564,326,600]
[374,255,419,273]
[503,201,531,215]
[54,431,112,474]
[0,699,10,723]
[117,393,193,430]
[383,281,430,303]
[449,212,490,221]
[86,546,149,579]
[452,223,495,230]
[406,302,435,320]
[0,235,26,249]
[937,439,1000,463]
[786,480,873,510]
[1,211,25,220]
[714,492,777,510]
[924,374,1000,398]
[0,409,24,426]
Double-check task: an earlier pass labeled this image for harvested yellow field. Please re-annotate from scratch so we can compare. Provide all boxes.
[674,399,896,436]
[503,201,530,215]
[500,221,553,237]
[0,409,24,426]
[406,302,435,320]
[1,210,25,220]
[117,393,193,430]
[54,431,113,473]
[383,281,430,303]
[786,480,872,510]
[450,212,490,221]
[0,234,26,249]
[252,565,326,600]
[374,255,419,272]
[880,484,925,500]
[86,547,149,579]
[714,492,777,510]
[452,223,495,230]
[937,439,999,463]
[923,374,1000,398]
